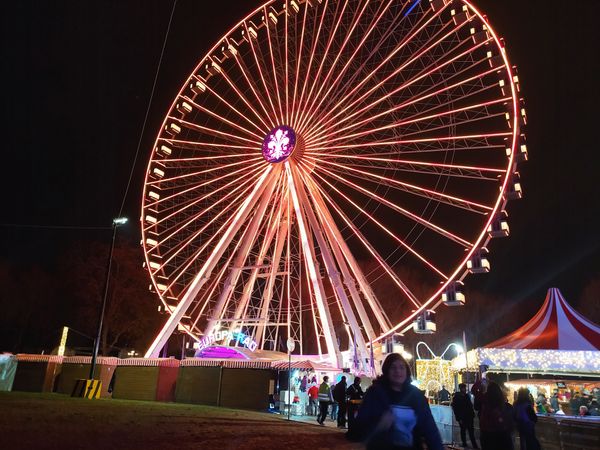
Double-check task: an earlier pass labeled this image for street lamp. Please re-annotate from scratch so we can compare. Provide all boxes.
[286,337,295,421]
[88,217,128,380]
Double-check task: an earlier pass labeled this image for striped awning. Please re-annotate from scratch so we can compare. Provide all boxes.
[271,360,341,371]
[116,357,180,367]
[16,354,63,363]
[180,358,272,369]
[62,356,119,365]
[486,288,600,350]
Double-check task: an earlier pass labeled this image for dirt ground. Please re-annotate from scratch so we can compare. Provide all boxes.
[0,392,364,450]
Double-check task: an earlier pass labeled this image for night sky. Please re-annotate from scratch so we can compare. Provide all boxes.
[2,0,600,336]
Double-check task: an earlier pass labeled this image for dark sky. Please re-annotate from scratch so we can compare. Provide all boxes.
[2,0,599,318]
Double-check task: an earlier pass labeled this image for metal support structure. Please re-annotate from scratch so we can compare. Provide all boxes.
[205,169,281,338]
[145,167,274,358]
[285,161,342,368]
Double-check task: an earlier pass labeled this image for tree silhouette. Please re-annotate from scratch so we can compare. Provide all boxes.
[60,238,162,355]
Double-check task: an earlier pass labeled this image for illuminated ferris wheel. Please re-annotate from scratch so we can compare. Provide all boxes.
[141,0,526,368]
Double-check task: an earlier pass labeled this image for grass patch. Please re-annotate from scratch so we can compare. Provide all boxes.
[0,392,361,449]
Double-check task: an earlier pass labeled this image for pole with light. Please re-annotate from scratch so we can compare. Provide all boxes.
[286,337,295,420]
[89,217,128,380]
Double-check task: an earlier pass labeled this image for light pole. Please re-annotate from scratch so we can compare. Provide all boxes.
[286,337,295,420]
[89,217,128,380]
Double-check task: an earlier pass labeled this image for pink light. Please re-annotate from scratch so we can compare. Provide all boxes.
[262,125,297,163]
[307,165,448,279]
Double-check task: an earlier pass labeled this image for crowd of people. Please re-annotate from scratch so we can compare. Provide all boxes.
[289,355,599,449]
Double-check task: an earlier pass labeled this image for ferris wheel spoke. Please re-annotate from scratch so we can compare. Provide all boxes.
[153,153,258,163]
[263,6,286,125]
[310,65,503,145]
[152,172,262,268]
[297,0,396,134]
[244,22,282,127]
[304,1,453,142]
[144,165,265,232]
[311,162,473,247]
[297,161,422,308]
[308,17,491,144]
[160,137,261,153]
[308,131,512,156]
[307,165,449,280]
[312,157,493,214]
[226,48,278,130]
[299,0,409,136]
[177,96,264,141]
[150,178,260,278]
[145,156,263,186]
[161,165,276,297]
[293,0,350,133]
[309,154,504,181]
[310,94,510,148]
[311,35,495,147]
[147,161,264,195]
[289,0,310,128]
[291,0,330,131]
[190,75,270,135]
[166,116,262,147]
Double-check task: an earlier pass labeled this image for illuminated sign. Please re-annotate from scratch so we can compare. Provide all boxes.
[197,330,258,352]
[57,326,69,357]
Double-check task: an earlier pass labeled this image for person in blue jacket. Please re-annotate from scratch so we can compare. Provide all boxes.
[347,353,443,450]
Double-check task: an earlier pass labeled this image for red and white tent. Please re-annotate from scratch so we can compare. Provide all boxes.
[485,288,600,351]
[452,288,600,376]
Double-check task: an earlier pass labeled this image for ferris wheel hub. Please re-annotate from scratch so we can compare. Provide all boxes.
[262,125,297,163]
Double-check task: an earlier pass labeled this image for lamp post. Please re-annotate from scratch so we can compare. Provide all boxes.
[89,217,128,380]
[286,337,295,421]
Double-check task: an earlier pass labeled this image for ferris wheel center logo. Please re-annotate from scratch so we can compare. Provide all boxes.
[262,125,296,163]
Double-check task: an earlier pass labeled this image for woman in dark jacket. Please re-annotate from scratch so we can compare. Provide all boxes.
[479,381,514,450]
[347,353,443,450]
[514,388,541,450]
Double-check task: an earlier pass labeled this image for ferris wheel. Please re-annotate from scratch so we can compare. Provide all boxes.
[141,0,526,369]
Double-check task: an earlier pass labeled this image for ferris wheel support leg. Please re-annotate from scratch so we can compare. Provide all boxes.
[303,171,393,334]
[252,205,289,347]
[229,194,287,341]
[204,167,282,338]
[294,167,371,371]
[286,162,342,368]
[144,166,275,358]
[305,180,373,370]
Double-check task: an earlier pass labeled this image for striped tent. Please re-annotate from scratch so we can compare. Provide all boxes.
[451,288,600,375]
[485,288,600,350]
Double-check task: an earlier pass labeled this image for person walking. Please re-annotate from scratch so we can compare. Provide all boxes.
[333,375,348,428]
[317,375,333,425]
[451,383,479,449]
[347,353,443,450]
[346,376,364,434]
[479,381,514,450]
[513,388,541,450]
[307,382,319,415]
